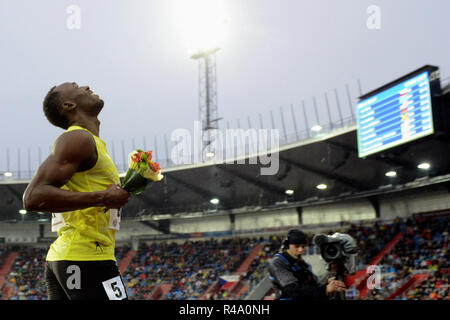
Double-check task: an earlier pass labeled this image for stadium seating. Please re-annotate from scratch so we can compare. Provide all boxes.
[0,213,447,300]
[1,247,47,300]
[122,237,257,300]
[366,215,449,300]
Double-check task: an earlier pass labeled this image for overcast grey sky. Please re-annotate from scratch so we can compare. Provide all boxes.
[1,0,450,173]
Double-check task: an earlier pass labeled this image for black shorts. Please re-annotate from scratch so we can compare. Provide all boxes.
[45,260,128,300]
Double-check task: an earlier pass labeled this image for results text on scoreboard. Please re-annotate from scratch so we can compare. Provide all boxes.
[356,71,434,157]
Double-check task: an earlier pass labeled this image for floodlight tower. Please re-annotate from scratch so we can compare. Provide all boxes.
[191,48,221,160]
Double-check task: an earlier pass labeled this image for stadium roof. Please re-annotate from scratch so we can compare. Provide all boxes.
[1,90,449,224]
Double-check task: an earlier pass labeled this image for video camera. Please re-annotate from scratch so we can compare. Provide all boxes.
[313,232,358,276]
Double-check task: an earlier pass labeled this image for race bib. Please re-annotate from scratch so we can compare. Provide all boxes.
[109,209,121,230]
[51,213,66,232]
[102,276,127,300]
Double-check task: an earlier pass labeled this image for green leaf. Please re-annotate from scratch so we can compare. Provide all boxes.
[139,162,147,171]
[121,168,149,193]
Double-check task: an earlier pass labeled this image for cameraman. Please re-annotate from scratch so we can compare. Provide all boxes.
[268,229,346,300]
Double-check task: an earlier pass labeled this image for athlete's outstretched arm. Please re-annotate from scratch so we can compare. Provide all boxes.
[23,130,130,213]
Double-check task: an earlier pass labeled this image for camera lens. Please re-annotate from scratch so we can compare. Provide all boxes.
[323,243,341,260]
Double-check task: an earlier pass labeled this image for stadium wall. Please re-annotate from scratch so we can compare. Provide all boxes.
[1,186,449,244]
[378,187,450,219]
[171,215,231,233]
[0,223,39,243]
[42,223,54,239]
[163,187,450,234]
[115,221,161,242]
[302,199,376,224]
[234,208,299,231]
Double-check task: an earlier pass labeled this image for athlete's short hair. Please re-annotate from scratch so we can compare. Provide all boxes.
[43,86,69,129]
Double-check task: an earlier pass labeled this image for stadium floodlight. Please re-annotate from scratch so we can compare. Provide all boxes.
[4,172,13,177]
[385,171,397,177]
[174,0,228,55]
[210,198,220,205]
[417,162,430,170]
[285,189,294,195]
[175,0,228,161]
[316,184,327,190]
[311,125,322,132]
[19,209,27,215]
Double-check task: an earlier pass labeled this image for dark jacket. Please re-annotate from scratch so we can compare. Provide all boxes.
[268,251,328,300]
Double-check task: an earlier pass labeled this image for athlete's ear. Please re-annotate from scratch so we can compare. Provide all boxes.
[62,100,77,111]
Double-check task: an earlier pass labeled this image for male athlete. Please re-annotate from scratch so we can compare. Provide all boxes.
[23,82,131,300]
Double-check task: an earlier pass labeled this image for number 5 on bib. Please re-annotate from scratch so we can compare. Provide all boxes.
[102,276,127,300]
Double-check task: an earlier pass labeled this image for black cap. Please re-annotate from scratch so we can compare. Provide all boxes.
[287,229,308,245]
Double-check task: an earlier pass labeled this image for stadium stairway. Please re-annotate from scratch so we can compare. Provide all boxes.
[199,244,264,300]
[0,251,18,292]
[118,250,136,274]
[385,273,429,300]
[200,280,220,300]
[345,232,403,299]
[226,244,265,298]
[235,283,249,298]
[148,283,173,300]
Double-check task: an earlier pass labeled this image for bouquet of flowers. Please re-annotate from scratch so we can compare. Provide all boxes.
[121,149,164,194]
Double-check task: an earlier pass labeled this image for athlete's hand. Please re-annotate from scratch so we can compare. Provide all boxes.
[103,184,131,209]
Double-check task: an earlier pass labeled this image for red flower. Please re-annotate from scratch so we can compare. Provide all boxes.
[149,161,161,173]
[131,153,141,163]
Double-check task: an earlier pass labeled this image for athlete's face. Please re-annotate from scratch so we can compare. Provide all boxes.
[288,244,306,258]
[55,82,104,116]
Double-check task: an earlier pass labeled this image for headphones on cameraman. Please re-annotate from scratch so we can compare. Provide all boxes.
[280,229,308,251]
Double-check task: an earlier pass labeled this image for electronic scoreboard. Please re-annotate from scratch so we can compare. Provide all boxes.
[356,65,441,158]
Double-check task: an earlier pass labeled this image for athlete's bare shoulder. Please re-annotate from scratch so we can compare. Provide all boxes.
[53,129,96,163]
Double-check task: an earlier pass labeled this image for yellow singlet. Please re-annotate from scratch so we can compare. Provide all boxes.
[46,125,120,261]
